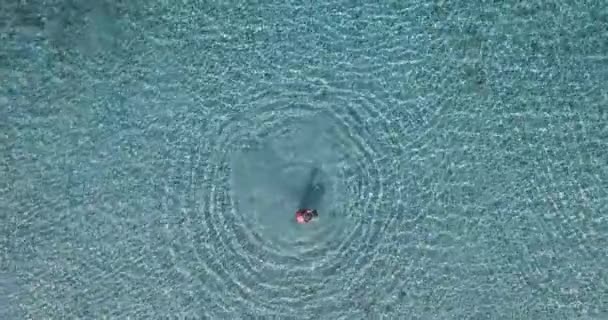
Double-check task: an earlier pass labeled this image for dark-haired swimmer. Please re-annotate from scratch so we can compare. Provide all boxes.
[295,208,318,224]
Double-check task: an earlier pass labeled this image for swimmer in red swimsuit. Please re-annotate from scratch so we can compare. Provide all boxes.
[295,208,318,224]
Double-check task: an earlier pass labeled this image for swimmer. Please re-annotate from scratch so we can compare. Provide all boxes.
[295,208,318,224]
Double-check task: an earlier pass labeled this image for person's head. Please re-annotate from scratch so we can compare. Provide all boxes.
[304,211,313,222]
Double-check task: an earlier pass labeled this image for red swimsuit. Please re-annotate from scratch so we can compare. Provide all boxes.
[295,209,315,224]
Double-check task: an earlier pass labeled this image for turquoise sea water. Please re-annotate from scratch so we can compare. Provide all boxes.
[1,1,607,319]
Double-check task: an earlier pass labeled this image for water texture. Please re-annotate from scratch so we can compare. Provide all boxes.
[1,0,607,319]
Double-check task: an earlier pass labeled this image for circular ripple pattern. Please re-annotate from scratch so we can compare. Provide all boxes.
[6,1,608,319]
[183,79,435,316]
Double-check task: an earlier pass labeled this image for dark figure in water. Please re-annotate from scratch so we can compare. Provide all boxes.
[295,208,318,224]
[295,168,325,224]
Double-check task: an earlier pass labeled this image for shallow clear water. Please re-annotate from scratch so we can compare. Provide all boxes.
[1,1,607,319]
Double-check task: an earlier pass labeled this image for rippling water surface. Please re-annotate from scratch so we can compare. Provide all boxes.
[2,1,607,319]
